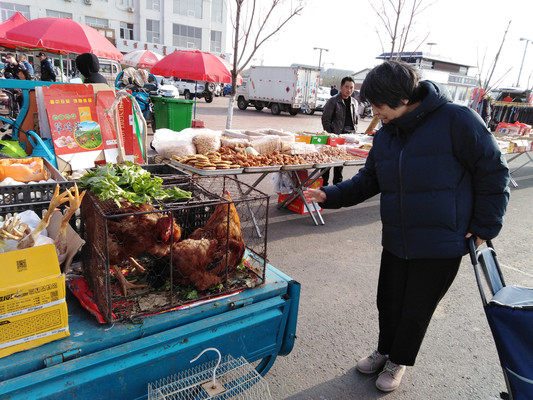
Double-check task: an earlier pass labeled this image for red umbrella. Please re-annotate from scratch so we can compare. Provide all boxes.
[122,49,163,69]
[151,50,241,84]
[5,17,122,61]
[0,12,28,48]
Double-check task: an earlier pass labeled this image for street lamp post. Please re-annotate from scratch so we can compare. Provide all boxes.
[313,47,328,69]
[516,37,533,87]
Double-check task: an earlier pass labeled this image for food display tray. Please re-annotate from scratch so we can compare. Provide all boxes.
[280,163,314,171]
[170,160,244,175]
[243,165,281,173]
[343,159,366,166]
[313,161,345,168]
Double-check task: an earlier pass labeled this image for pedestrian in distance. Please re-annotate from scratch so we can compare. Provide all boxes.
[3,53,22,79]
[329,84,338,96]
[75,53,108,84]
[17,54,34,78]
[305,60,510,392]
[321,76,358,185]
[38,52,56,82]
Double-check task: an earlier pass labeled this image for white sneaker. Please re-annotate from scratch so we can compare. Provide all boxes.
[356,350,388,374]
[375,360,406,392]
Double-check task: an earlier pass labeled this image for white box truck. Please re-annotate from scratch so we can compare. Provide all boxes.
[236,65,320,115]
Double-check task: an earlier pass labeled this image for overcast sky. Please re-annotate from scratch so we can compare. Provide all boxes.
[238,0,533,88]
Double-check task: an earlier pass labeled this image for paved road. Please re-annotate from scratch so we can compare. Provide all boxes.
[163,96,533,399]
[190,95,372,133]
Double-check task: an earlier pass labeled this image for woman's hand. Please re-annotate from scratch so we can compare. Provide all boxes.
[304,188,326,203]
[465,232,486,247]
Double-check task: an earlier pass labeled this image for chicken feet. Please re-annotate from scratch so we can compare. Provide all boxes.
[54,184,86,263]
[111,260,148,296]
[17,185,71,249]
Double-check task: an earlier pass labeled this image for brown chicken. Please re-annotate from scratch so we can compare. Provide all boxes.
[171,192,245,291]
[106,202,182,295]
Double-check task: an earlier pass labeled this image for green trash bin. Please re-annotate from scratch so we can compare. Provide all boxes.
[151,96,195,132]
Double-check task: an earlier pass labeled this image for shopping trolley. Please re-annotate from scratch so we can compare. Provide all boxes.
[469,238,533,400]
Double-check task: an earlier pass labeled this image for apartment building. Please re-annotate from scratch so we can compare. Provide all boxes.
[0,0,229,57]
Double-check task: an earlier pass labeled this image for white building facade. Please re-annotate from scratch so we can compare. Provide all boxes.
[0,0,229,57]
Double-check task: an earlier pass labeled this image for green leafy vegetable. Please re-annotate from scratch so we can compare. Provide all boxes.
[78,162,192,206]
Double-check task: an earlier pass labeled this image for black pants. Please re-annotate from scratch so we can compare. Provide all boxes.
[376,249,461,366]
[322,166,343,186]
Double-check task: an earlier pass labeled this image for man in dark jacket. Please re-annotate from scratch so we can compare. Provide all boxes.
[321,76,358,185]
[75,53,107,84]
[38,52,56,82]
[305,61,509,393]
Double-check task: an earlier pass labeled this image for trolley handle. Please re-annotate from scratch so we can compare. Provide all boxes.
[468,237,495,266]
[468,238,502,307]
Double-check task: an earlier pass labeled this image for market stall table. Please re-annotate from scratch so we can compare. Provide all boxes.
[171,159,365,226]
[504,151,533,187]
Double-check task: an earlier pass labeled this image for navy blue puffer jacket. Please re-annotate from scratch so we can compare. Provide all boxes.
[322,81,510,259]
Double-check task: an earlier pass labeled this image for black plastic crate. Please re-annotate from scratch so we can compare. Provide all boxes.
[0,158,73,206]
[141,163,187,176]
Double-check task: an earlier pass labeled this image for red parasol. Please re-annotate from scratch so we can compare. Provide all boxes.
[151,50,241,84]
[0,12,28,48]
[122,49,163,69]
[5,17,122,61]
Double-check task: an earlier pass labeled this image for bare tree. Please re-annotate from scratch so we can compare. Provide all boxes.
[369,0,434,60]
[225,0,304,129]
[476,21,512,92]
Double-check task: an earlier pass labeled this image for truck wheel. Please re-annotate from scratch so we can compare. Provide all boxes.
[270,103,281,115]
[205,93,213,103]
[184,91,191,100]
[304,108,315,115]
[237,97,248,110]
[254,105,264,111]
[289,108,299,116]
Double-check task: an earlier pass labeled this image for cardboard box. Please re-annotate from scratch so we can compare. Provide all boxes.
[326,137,346,147]
[495,122,521,136]
[295,135,311,144]
[0,244,69,358]
[278,193,322,214]
[309,135,329,145]
[294,170,323,187]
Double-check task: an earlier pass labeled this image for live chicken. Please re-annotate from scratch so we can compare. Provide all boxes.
[106,202,182,295]
[171,192,245,291]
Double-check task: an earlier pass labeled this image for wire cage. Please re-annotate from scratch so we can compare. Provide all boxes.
[80,175,269,323]
[148,348,273,400]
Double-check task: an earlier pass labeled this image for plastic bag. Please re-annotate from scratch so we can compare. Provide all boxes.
[271,172,293,194]
[151,128,196,158]
[267,129,296,138]
[282,142,317,155]
[0,210,47,253]
[221,137,249,148]
[223,129,249,139]
[192,129,222,154]
[250,135,281,154]
[0,157,46,183]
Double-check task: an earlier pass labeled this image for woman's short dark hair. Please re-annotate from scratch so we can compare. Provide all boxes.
[360,61,421,108]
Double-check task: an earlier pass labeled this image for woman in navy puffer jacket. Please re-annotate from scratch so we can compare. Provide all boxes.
[305,61,510,392]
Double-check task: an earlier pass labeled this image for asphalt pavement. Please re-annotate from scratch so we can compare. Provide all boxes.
[159,96,533,400]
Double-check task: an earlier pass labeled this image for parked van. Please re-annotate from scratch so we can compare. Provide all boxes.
[490,87,532,104]
[47,54,121,85]
[98,58,122,85]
